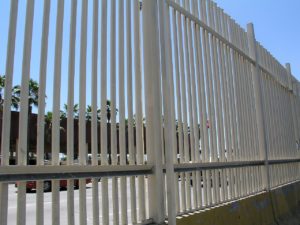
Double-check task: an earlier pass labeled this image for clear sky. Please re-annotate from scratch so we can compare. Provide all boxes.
[0,0,108,113]
[213,0,300,79]
[0,0,299,113]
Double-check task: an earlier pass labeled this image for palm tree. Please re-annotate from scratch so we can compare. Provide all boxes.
[28,79,39,110]
[106,100,111,122]
[11,88,20,110]
[86,105,92,121]
[0,75,20,110]
[45,111,53,124]
[44,111,53,144]
[1,76,46,162]
[62,103,79,119]
[106,100,118,123]
[44,111,65,145]
[11,78,40,113]
[62,101,114,122]
[10,78,40,163]
[85,105,101,121]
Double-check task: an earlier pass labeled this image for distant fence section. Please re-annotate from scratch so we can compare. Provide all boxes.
[0,0,300,225]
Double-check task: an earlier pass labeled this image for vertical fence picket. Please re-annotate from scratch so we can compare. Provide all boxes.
[66,1,77,224]
[133,0,146,222]
[36,1,51,224]
[170,3,182,214]
[110,1,119,224]
[100,0,109,224]
[17,1,35,224]
[126,1,137,223]
[179,2,191,211]
[176,4,188,212]
[185,0,198,209]
[171,2,183,214]
[119,0,128,223]
[143,1,165,223]
[91,1,99,225]
[79,0,88,224]
[193,0,205,209]
[0,1,299,224]
[0,1,18,225]
[51,0,64,224]
[159,1,177,223]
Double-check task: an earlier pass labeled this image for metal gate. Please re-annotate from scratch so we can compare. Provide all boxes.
[0,0,300,225]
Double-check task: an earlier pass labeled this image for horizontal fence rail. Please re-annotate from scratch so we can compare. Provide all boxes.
[0,0,299,225]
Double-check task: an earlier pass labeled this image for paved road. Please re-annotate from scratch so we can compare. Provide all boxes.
[7,178,145,225]
[7,176,210,225]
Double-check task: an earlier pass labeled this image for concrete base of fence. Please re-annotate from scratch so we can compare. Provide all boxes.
[176,181,300,225]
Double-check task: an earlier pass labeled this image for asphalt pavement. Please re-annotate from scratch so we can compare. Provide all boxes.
[7,178,144,225]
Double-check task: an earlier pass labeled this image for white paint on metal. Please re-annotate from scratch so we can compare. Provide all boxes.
[0,1,18,224]
[51,0,64,224]
[143,0,165,223]
[0,0,299,224]
[247,23,271,191]
[36,1,51,224]
[133,0,146,221]
[16,0,35,224]
[66,0,77,223]
[79,0,88,224]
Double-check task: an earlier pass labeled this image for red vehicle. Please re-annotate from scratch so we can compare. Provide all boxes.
[16,179,92,192]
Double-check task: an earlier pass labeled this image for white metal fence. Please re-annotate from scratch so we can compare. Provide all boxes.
[0,0,300,225]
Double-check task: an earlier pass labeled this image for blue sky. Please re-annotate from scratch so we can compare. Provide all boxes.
[0,0,118,113]
[213,0,300,79]
[0,0,299,113]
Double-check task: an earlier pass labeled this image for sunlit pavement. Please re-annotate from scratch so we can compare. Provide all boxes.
[7,178,144,225]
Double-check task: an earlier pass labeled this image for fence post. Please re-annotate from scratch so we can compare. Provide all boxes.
[286,64,299,151]
[247,23,270,191]
[158,0,177,224]
[142,0,165,223]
